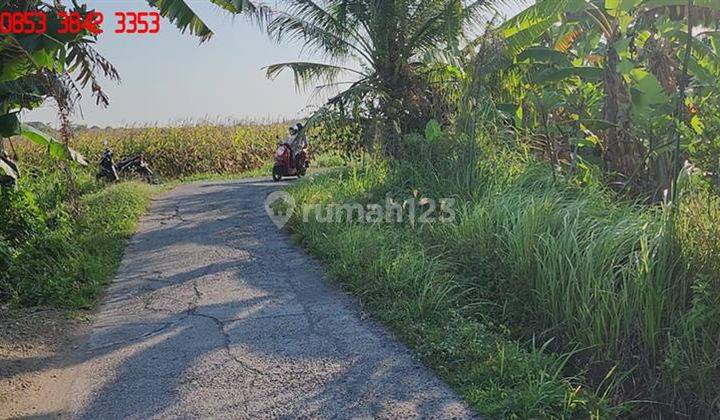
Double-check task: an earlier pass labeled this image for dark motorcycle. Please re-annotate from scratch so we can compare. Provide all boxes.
[97,147,156,183]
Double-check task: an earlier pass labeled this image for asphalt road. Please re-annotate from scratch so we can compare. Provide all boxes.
[46,178,475,418]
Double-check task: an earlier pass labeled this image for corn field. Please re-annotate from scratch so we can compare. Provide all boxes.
[13,123,286,178]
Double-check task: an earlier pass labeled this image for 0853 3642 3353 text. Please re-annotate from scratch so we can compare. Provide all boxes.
[0,9,159,35]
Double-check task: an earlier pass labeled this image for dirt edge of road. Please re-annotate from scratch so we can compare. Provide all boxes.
[0,306,92,418]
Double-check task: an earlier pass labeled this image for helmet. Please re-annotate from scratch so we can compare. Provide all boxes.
[294,123,304,132]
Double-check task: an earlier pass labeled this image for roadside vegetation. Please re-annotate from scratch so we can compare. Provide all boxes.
[271,0,720,417]
[1,171,154,307]
[287,128,720,417]
[0,0,272,308]
[3,0,720,417]
[1,120,347,308]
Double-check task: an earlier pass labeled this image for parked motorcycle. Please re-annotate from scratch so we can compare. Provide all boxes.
[97,145,156,184]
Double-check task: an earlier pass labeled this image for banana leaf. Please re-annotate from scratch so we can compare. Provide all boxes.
[517,47,572,66]
[0,113,21,137]
[20,123,88,165]
[531,66,604,83]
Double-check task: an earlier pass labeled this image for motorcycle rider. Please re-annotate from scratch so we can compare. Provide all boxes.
[287,123,307,169]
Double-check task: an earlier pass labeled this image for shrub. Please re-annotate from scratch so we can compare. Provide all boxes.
[0,174,153,308]
[0,188,46,246]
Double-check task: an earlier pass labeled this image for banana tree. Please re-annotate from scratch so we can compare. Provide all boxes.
[496,0,720,193]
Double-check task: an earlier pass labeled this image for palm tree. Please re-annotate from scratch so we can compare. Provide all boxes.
[264,0,495,155]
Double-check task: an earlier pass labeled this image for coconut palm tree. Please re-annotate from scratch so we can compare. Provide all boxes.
[264,0,496,155]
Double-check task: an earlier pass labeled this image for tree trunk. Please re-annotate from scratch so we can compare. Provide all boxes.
[602,30,646,192]
[377,60,433,158]
[57,103,81,215]
[645,36,678,199]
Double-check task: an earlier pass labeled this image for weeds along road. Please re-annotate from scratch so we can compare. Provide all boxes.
[23,178,475,418]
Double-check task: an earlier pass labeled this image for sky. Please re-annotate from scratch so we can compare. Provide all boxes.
[25,1,522,128]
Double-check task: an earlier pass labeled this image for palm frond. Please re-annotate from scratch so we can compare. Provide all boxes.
[66,41,120,107]
[147,0,266,42]
[268,10,372,63]
[210,0,272,23]
[463,0,502,23]
[407,1,467,54]
[147,0,216,41]
[265,61,365,91]
[284,0,374,55]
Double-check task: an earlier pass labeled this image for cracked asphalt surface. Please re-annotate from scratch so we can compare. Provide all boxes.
[47,178,476,418]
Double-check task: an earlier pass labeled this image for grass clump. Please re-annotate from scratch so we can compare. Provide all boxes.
[286,162,606,417]
[285,130,720,417]
[1,171,155,308]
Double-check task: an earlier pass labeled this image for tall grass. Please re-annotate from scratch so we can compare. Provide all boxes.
[288,168,603,417]
[286,129,720,416]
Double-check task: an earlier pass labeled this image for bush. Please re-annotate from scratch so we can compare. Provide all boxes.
[0,188,46,246]
[0,172,154,308]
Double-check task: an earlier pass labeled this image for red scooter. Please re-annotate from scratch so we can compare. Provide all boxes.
[272,141,309,182]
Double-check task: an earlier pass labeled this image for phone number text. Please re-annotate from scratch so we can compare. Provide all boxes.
[0,11,160,35]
